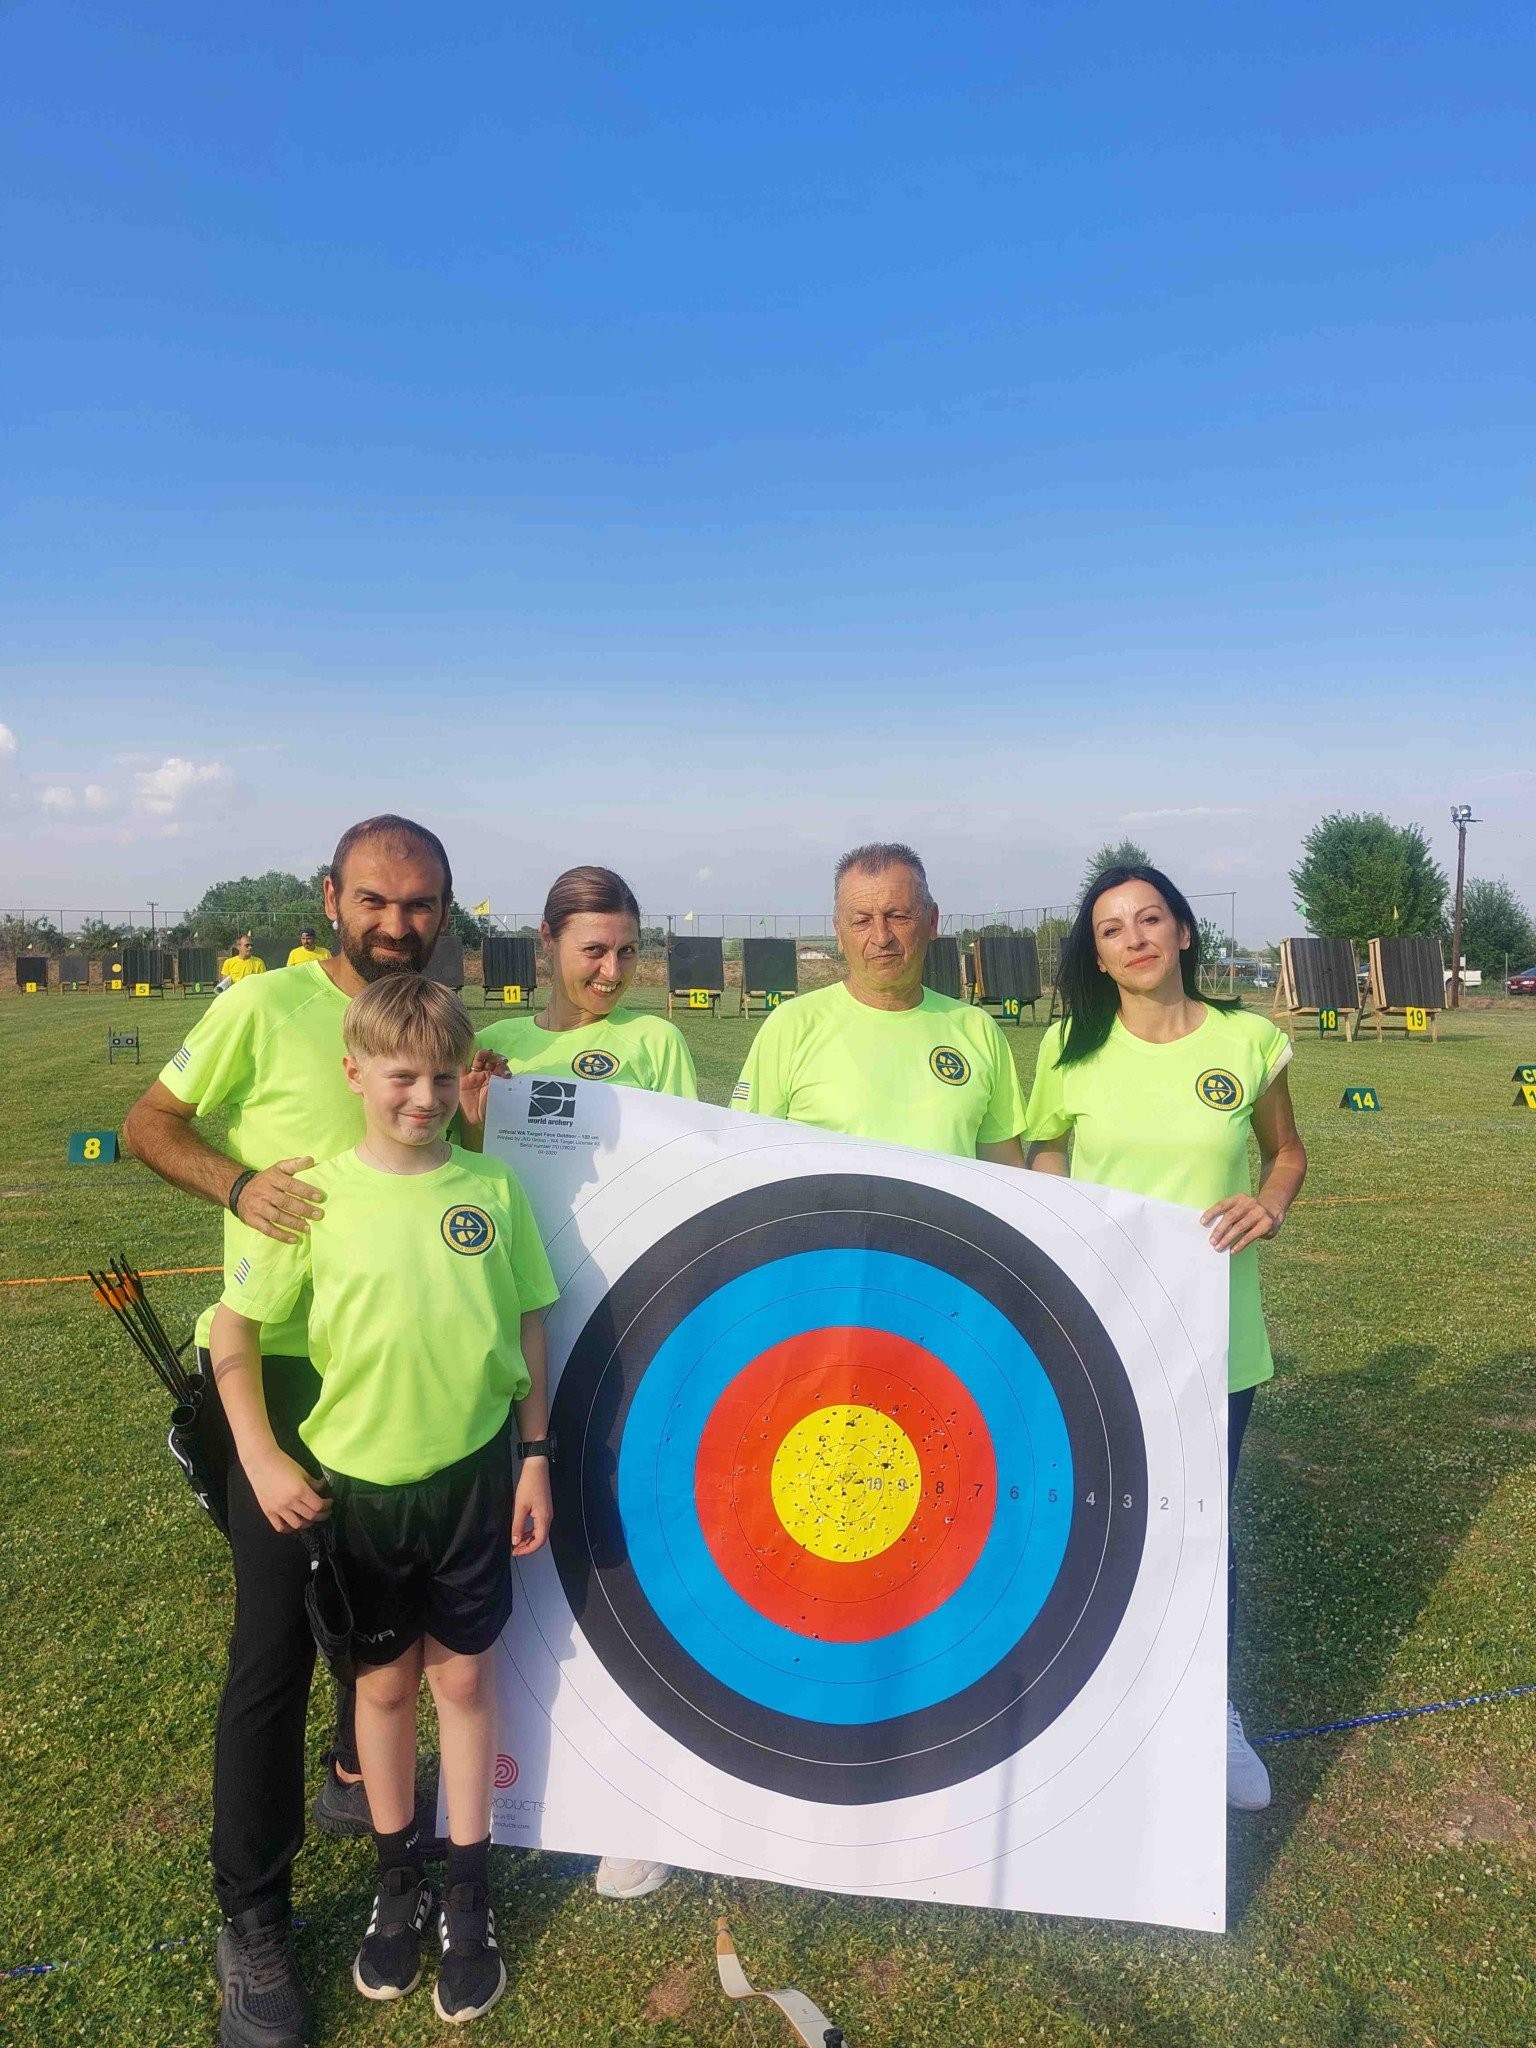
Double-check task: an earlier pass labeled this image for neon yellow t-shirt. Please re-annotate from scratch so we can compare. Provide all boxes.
[476,1007,698,1098]
[222,1146,558,1485]
[159,962,358,1357]
[731,981,1027,1156]
[285,944,332,967]
[221,955,267,981]
[1023,1006,1292,1392]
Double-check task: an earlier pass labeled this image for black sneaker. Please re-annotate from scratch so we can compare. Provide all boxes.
[352,1868,435,2002]
[216,1898,312,2047]
[312,1756,446,1854]
[310,1759,372,1837]
[432,1883,507,2024]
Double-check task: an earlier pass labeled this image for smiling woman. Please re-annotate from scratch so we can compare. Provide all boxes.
[1024,863,1308,1817]
[466,866,698,1105]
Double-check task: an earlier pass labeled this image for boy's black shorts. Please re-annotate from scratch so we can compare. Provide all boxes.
[330,1427,515,1666]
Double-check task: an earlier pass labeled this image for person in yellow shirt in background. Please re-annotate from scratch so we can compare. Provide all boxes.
[460,863,694,1903]
[220,932,267,986]
[1023,862,1307,1815]
[732,841,1027,1164]
[285,925,332,968]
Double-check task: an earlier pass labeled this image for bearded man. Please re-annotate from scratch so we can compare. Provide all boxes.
[125,814,500,2048]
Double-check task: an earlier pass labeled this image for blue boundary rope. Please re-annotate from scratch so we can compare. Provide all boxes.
[1252,1680,1536,1746]
[5,1685,1534,1981]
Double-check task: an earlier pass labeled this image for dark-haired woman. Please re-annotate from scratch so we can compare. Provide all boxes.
[1025,866,1306,1813]
[464,866,693,1903]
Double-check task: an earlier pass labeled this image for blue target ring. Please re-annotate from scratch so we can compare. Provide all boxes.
[620,1249,1072,1722]
[549,1173,1147,1803]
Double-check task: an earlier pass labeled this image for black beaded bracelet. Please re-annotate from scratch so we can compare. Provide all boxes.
[227,1169,257,1218]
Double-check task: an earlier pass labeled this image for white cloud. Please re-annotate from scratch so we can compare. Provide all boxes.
[695,864,714,882]
[39,785,77,811]
[0,724,17,761]
[132,756,234,820]
[82,783,112,811]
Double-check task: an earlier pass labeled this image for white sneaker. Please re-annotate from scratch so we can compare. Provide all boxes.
[1226,1700,1272,1811]
[594,1856,674,1900]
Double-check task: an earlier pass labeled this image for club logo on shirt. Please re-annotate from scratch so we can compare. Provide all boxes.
[233,1257,251,1285]
[442,1205,497,1255]
[731,1081,751,1102]
[572,1049,620,1081]
[930,1046,971,1087]
[172,1045,192,1072]
[1195,1068,1244,1111]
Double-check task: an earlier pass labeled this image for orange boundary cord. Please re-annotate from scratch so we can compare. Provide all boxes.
[2,1265,222,1289]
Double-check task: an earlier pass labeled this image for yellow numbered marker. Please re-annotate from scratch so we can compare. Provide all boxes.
[1405,1006,1427,1033]
[1517,1084,1536,1111]
[688,989,711,1010]
[84,1137,101,1159]
[1318,1006,1338,1034]
[24,981,37,993]
[133,981,151,997]
[502,984,523,1004]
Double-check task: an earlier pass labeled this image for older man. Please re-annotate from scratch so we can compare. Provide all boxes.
[732,841,1027,1163]
[125,815,496,2048]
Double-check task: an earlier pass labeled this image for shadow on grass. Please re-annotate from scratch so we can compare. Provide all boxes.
[1229,1341,1536,1919]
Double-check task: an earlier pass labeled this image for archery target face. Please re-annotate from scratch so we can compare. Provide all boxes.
[486,1085,1228,1925]
[551,1173,1147,1801]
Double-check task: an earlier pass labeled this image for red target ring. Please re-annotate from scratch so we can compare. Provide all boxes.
[693,1327,997,1643]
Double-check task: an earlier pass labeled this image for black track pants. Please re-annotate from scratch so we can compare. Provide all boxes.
[197,1351,359,1918]
[1228,1384,1256,1652]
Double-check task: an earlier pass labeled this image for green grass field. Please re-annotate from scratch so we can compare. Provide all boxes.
[3,988,1534,2047]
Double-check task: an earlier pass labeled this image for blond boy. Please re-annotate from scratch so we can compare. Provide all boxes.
[211,976,555,2025]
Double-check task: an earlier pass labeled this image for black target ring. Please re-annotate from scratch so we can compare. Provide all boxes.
[551,1173,1147,1803]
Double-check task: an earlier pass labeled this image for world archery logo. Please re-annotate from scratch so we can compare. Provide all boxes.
[441,1205,496,1255]
[530,1080,578,1123]
[572,1049,620,1081]
[1195,1069,1244,1111]
[929,1046,971,1087]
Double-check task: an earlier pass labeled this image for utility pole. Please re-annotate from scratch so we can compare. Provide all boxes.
[1448,805,1477,1008]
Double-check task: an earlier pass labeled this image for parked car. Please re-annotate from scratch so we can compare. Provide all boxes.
[1508,967,1536,994]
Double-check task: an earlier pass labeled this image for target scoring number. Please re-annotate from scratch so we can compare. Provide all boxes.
[550,1173,1147,1805]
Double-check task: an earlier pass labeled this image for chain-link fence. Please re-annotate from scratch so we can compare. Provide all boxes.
[3,891,1243,997]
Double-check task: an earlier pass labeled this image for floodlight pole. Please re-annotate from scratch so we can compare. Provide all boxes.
[1448,805,1477,1009]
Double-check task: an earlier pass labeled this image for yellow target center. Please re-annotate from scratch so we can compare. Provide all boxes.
[769,1405,922,1562]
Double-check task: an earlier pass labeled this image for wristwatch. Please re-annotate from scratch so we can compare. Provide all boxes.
[517,1434,557,1464]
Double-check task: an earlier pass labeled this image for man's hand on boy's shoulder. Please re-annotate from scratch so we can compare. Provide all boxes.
[511,1455,553,1559]
[234,1155,325,1243]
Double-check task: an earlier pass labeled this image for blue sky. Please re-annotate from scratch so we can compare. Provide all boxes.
[2,0,1531,938]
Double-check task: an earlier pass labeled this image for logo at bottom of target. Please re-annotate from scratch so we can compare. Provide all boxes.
[494,1753,520,1789]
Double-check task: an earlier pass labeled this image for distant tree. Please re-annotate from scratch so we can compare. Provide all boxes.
[1033,914,1072,984]
[1291,812,1447,944]
[639,925,668,959]
[75,916,125,954]
[445,900,485,951]
[0,913,60,955]
[1079,839,1152,897]
[1456,877,1533,976]
[1197,917,1230,963]
[185,869,325,943]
